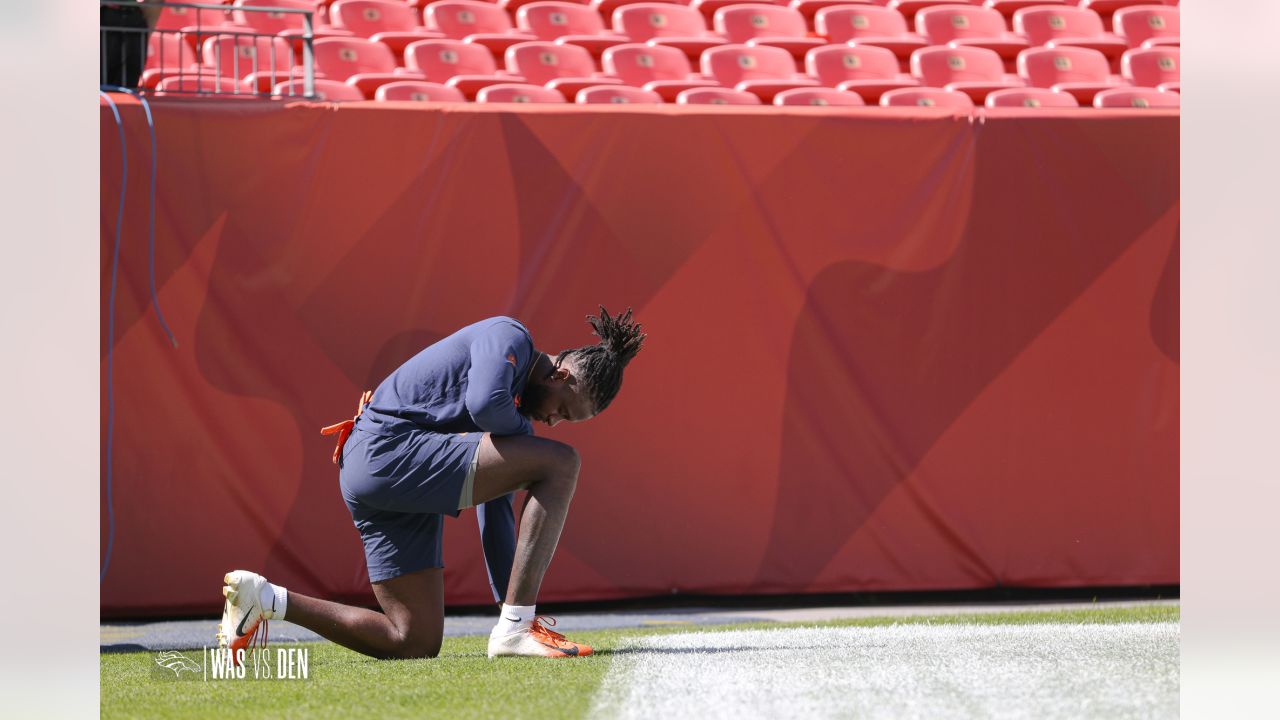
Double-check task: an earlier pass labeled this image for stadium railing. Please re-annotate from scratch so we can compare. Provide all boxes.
[100,0,316,99]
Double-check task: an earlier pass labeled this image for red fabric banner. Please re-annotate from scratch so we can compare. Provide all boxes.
[100,99,1178,616]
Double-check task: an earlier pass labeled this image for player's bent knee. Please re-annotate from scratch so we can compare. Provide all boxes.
[391,633,441,660]
[547,442,581,478]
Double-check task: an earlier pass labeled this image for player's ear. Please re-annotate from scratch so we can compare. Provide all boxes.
[552,366,572,382]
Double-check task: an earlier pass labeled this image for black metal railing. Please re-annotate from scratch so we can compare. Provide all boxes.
[99,1,316,99]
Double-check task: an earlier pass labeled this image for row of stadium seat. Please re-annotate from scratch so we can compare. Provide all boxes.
[148,0,1181,72]
[153,74,1178,108]
[146,35,1180,105]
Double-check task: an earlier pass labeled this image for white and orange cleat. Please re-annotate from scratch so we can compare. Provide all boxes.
[487,616,594,658]
[215,570,275,662]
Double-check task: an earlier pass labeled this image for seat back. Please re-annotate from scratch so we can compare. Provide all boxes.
[676,87,763,104]
[774,87,865,106]
[816,6,910,44]
[911,45,1003,86]
[701,44,796,85]
[880,87,974,108]
[155,75,244,94]
[984,87,1079,107]
[201,35,295,79]
[405,39,498,81]
[603,43,692,84]
[233,0,316,35]
[313,37,397,80]
[1122,46,1178,87]
[1093,86,1179,108]
[519,2,607,39]
[915,5,1007,44]
[1017,46,1110,87]
[577,85,664,103]
[613,3,707,41]
[1013,6,1105,46]
[274,77,368,100]
[806,44,900,85]
[1113,6,1179,48]
[375,80,466,101]
[330,0,420,36]
[426,1,515,37]
[714,5,807,43]
[477,82,568,102]
[506,41,597,84]
[145,30,198,70]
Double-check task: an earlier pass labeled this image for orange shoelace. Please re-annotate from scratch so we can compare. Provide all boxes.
[529,616,571,645]
[320,390,372,466]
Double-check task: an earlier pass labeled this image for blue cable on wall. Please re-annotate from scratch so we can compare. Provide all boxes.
[99,86,175,584]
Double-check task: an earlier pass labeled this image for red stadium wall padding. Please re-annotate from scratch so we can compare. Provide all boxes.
[99,99,1178,616]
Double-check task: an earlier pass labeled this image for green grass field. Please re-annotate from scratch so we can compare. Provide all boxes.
[101,605,1178,719]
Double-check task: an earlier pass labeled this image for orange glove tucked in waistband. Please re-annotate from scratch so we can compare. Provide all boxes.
[320,390,372,467]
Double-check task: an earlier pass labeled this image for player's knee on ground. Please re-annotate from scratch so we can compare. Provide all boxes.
[389,631,441,660]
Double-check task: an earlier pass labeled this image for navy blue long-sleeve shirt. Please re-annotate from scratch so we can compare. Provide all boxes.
[366,316,534,602]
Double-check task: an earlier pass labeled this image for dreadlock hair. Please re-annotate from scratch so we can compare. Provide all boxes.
[558,305,646,414]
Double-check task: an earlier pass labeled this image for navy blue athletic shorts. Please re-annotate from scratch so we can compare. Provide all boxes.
[339,414,487,583]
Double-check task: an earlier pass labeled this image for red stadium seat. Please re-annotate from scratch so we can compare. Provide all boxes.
[576,84,665,103]
[1112,5,1179,49]
[200,35,296,88]
[879,86,974,108]
[815,6,927,63]
[984,86,1079,107]
[1017,46,1119,104]
[602,44,719,101]
[981,0,1067,21]
[313,37,421,95]
[889,0,977,22]
[154,75,248,95]
[374,80,466,101]
[145,30,198,71]
[425,1,538,59]
[1079,0,1158,20]
[1012,6,1126,67]
[592,0,679,23]
[500,0,591,14]
[915,5,1028,64]
[805,44,918,103]
[155,5,234,32]
[273,77,368,100]
[405,39,518,98]
[676,87,763,104]
[1121,46,1178,88]
[328,0,442,56]
[476,82,568,102]
[517,2,628,58]
[691,0,787,24]
[910,46,1019,103]
[614,4,727,63]
[701,44,818,102]
[1093,86,1178,108]
[715,5,824,61]
[788,1,874,30]
[505,41,622,98]
[232,0,318,35]
[773,87,865,105]
[312,36,396,78]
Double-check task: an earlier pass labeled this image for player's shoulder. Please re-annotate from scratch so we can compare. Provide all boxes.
[472,316,534,344]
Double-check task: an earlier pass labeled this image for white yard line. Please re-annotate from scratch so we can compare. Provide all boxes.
[591,623,1179,720]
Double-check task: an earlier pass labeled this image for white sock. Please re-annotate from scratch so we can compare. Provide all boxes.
[493,603,536,635]
[259,582,288,621]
